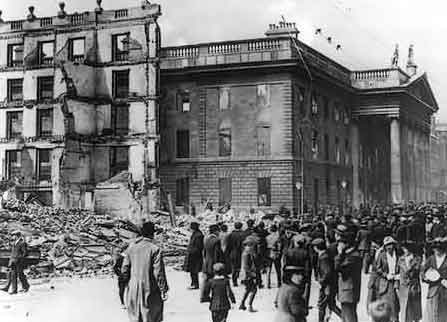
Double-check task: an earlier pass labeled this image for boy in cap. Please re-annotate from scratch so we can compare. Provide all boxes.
[204,263,236,322]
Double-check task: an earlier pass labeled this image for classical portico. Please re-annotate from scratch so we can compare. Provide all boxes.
[350,67,438,206]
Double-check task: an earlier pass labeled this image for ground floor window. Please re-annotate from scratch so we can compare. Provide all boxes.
[218,177,232,206]
[257,177,271,206]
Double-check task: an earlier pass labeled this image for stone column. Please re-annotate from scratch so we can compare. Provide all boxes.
[390,118,402,204]
[351,122,361,208]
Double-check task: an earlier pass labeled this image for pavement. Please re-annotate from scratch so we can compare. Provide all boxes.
[0,269,428,322]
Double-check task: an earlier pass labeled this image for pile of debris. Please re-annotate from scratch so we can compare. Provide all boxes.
[0,199,193,278]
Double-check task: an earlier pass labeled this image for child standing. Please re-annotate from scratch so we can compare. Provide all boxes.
[204,263,236,322]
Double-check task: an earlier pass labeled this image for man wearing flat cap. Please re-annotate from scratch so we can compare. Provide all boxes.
[2,230,29,294]
[121,221,169,322]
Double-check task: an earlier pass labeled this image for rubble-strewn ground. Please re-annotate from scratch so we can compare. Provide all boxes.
[0,269,429,322]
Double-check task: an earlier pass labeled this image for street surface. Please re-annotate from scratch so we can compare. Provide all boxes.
[0,268,428,322]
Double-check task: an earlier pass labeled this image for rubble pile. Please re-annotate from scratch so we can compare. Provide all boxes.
[0,199,193,278]
[0,197,255,279]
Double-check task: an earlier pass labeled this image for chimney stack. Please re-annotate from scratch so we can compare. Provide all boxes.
[406,44,417,77]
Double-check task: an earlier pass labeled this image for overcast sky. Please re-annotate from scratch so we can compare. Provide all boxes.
[3,0,447,121]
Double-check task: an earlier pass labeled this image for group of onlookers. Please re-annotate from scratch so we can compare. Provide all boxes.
[180,204,447,322]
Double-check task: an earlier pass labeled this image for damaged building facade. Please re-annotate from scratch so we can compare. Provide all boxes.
[0,3,161,218]
[159,23,438,213]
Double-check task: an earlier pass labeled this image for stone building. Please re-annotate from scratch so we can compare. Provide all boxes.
[432,121,447,202]
[159,23,438,213]
[0,2,161,218]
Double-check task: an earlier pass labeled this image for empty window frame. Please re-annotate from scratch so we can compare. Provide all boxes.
[69,38,85,62]
[7,78,23,101]
[7,111,23,139]
[37,108,53,137]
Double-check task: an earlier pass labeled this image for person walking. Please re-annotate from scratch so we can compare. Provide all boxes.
[422,237,447,322]
[184,222,204,290]
[121,222,169,322]
[266,224,282,288]
[334,228,362,322]
[201,224,224,302]
[113,243,129,308]
[274,266,308,322]
[203,263,236,322]
[2,231,29,294]
[398,242,422,322]
[226,222,245,287]
[239,242,258,312]
[357,220,372,273]
[312,238,342,322]
[374,236,400,322]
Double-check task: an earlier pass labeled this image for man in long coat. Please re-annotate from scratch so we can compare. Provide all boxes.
[121,222,169,322]
[201,224,224,302]
[184,222,204,289]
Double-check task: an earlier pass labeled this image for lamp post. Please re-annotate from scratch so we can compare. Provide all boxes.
[341,179,347,215]
[296,129,304,220]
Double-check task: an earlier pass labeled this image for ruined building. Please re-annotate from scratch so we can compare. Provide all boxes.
[0,3,161,218]
[0,5,439,215]
[159,23,438,213]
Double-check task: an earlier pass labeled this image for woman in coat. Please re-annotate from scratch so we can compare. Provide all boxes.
[373,236,400,322]
[422,237,447,322]
[274,266,308,322]
[398,242,422,322]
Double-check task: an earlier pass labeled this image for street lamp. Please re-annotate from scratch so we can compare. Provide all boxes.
[341,179,347,215]
[296,129,305,220]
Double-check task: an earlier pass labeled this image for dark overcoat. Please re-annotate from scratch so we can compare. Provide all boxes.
[334,248,362,304]
[202,233,224,275]
[226,229,245,270]
[183,230,204,274]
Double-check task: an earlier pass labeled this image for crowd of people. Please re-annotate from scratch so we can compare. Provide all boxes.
[181,204,447,322]
[3,203,447,322]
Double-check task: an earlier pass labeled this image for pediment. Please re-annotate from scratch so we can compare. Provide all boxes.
[406,73,438,112]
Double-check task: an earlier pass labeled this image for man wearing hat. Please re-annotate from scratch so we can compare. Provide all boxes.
[121,221,169,322]
[274,266,308,322]
[373,236,400,322]
[2,230,29,294]
[334,228,362,322]
[184,221,204,290]
[201,224,224,302]
[312,238,341,322]
[284,233,311,308]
